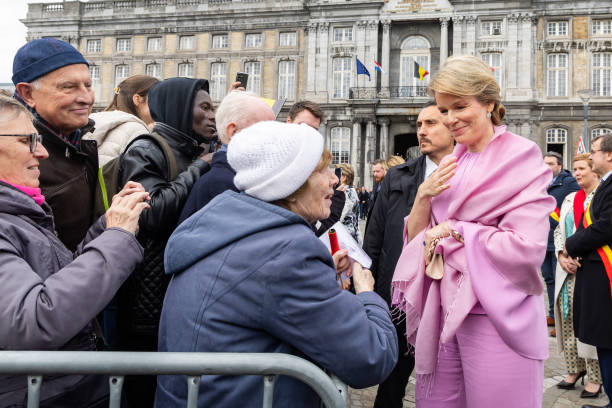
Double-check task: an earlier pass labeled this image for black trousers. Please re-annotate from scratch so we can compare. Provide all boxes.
[374,319,415,408]
[597,347,612,400]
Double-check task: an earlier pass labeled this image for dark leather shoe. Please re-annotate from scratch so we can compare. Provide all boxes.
[581,404,610,408]
[557,370,586,389]
[580,385,602,398]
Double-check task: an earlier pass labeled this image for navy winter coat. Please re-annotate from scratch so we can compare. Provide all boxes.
[547,169,580,250]
[156,191,398,407]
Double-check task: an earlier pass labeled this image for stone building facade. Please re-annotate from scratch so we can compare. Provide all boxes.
[22,0,612,188]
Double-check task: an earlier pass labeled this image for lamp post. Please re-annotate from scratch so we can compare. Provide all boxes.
[577,89,593,151]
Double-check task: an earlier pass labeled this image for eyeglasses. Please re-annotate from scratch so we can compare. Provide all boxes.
[0,133,42,153]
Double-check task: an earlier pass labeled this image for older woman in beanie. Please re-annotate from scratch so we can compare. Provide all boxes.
[392,55,555,407]
[157,121,398,408]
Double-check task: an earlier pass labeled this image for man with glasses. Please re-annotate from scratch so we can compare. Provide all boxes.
[565,133,612,408]
[12,38,98,251]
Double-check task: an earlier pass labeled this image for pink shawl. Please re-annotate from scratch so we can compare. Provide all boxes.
[391,125,555,389]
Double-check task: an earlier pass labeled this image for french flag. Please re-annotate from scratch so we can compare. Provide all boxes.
[374,60,384,73]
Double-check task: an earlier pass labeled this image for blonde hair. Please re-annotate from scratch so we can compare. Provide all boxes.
[429,55,506,126]
[386,155,405,168]
[336,162,355,186]
[573,153,593,168]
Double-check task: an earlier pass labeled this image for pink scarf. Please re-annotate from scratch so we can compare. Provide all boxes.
[391,125,555,391]
[2,180,45,205]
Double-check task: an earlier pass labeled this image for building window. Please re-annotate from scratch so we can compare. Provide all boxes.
[89,65,100,81]
[481,53,502,87]
[592,127,612,138]
[178,62,194,78]
[592,53,612,96]
[330,127,350,165]
[279,32,297,47]
[212,34,229,49]
[547,21,568,37]
[116,38,132,52]
[244,61,262,95]
[210,62,227,101]
[333,27,353,42]
[115,64,130,85]
[481,20,502,36]
[278,60,295,100]
[399,36,430,95]
[546,128,567,166]
[245,33,262,49]
[547,53,568,97]
[179,35,195,50]
[147,37,162,52]
[332,57,352,99]
[86,39,101,53]
[145,63,161,78]
[592,19,612,36]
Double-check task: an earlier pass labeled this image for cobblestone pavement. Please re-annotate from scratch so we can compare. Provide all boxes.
[354,219,610,407]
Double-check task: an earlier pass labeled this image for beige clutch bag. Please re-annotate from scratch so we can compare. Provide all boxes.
[424,237,444,280]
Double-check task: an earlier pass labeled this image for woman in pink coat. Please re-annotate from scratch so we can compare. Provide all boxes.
[392,55,556,407]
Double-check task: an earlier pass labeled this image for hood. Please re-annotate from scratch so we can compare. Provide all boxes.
[165,190,308,275]
[147,77,209,143]
[0,182,54,230]
[87,110,149,142]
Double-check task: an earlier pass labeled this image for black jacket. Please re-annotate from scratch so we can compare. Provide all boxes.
[566,175,612,348]
[36,119,98,251]
[359,190,370,204]
[116,79,210,340]
[547,169,580,251]
[315,189,346,237]
[363,156,426,305]
[179,149,237,224]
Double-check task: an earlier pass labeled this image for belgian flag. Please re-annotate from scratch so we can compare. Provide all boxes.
[414,61,429,81]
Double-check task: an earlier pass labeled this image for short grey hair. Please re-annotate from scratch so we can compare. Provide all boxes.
[215,90,262,144]
[0,93,33,125]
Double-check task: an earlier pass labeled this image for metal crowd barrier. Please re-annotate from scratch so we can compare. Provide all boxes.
[0,351,348,408]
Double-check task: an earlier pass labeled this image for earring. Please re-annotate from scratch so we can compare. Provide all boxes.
[487,112,492,119]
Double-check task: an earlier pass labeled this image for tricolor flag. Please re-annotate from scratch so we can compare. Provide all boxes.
[550,207,561,223]
[374,60,384,73]
[414,61,429,81]
[576,136,587,155]
[356,57,371,81]
[260,97,286,118]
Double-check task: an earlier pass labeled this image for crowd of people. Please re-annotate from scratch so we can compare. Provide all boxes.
[1,37,611,408]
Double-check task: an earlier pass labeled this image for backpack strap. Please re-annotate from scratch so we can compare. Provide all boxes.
[122,132,178,181]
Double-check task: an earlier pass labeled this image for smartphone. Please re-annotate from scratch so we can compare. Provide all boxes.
[235,72,249,89]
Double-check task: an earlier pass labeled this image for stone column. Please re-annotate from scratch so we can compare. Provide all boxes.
[440,17,450,66]
[363,119,376,190]
[320,119,329,149]
[379,118,390,160]
[465,16,476,56]
[452,16,464,55]
[351,118,361,173]
[519,15,535,98]
[356,21,367,89]
[367,20,379,88]
[316,22,329,95]
[306,22,318,95]
[380,19,391,98]
[507,14,519,92]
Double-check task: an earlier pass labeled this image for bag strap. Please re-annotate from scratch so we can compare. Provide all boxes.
[149,132,178,181]
[97,166,110,212]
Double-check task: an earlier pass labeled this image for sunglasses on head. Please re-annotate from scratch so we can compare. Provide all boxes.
[0,133,42,153]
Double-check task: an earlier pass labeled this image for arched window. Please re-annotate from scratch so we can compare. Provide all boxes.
[399,36,430,96]
[592,127,612,138]
[546,127,568,167]
[330,127,350,164]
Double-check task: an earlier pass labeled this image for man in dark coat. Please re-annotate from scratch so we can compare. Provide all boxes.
[117,77,213,406]
[179,90,275,224]
[13,38,98,251]
[359,186,370,219]
[543,151,580,329]
[565,133,612,408]
[363,102,454,408]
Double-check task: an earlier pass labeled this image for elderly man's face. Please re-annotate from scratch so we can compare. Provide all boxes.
[25,64,94,135]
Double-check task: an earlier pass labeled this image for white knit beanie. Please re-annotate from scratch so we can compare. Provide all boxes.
[227,121,324,202]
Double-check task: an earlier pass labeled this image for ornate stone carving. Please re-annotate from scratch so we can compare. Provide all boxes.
[440,17,450,28]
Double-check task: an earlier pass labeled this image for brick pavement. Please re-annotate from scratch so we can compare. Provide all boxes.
[354,219,610,407]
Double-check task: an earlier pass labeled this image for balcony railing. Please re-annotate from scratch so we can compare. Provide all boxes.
[390,86,429,98]
[349,87,378,100]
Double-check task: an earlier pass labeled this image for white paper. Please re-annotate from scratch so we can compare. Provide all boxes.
[318,222,372,269]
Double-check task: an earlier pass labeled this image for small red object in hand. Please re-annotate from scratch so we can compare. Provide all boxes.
[328,228,340,255]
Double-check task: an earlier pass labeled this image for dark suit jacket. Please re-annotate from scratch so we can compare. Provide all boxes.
[566,175,612,348]
[547,170,580,250]
[363,156,426,305]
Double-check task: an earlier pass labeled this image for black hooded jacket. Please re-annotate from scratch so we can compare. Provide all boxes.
[117,77,211,340]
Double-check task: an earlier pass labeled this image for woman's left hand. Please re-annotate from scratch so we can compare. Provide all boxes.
[332,249,350,277]
[424,220,453,250]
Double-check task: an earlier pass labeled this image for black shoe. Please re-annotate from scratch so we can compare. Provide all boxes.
[581,404,610,408]
[580,385,602,398]
[557,370,587,389]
